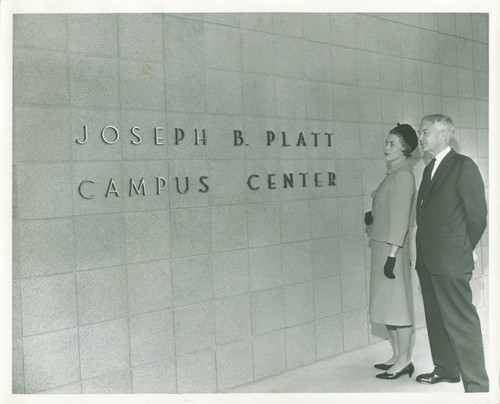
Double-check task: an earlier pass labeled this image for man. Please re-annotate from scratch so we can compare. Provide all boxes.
[415,114,488,392]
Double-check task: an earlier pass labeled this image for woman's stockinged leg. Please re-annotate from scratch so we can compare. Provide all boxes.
[385,325,399,365]
[388,325,413,373]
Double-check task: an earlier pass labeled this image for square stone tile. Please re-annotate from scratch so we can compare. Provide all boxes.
[343,308,369,352]
[216,339,253,391]
[336,159,363,198]
[130,311,174,367]
[79,319,130,380]
[12,337,24,393]
[68,14,118,56]
[331,46,357,85]
[247,202,281,247]
[403,92,424,125]
[69,55,119,108]
[21,274,77,336]
[438,13,456,35]
[316,315,344,359]
[333,84,359,122]
[273,36,305,78]
[14,14,67,50]
[121,110,168,160]
[284,282,314,327]
[77,266,128,326]
[459,98,477,128]
[12,280,22,339]
[164,15,205,65]
[399,13,420,27]
[330,14,356,47]
[474,71,488,100]
[249,245,282,292]
[23,328,80,393]
[172,255,213,307]
[122,161,170,211]
[337,196,363,235]
[457,38,474,69]
[71,109,122,161]
[19,218,74,278]
[118,14,163,60]
[457,67,474,99]
[476,100,488,129]
[206,69,242,115]
[170,208,211,258]
[381,89,404,124]
[74,214,125,271]
[213,250,250,298]
[275,120,310,160]
[14,107,71,162]
[176,349,216,393]
[215,294,252,345]
[341,271,367,312]
[165,63,206,113]
[303,13,330,42]
[420,13,439,30]
[305,80,333,120]
[209,160,246,206]
[456,13,472,38]
[440,34,458,67]
[120,60,165,111]
[310,198,338,240]
[275,77,306,119]
[124,211,171,263]
[242,72,276,117]
[314,276,342,319]
[422,62,441,94]
[16,163,72,219]
[241,30,275,74]
[334,122,360,159]
[357,50,380,88]
[132,360,176,393]
[245,159,282,203]
[204,13,240,26]
[251,288,285,335]
[282,241,312,286]
[312,237,340,279]
[304,42,331,82]
[340,235,366,274]
[205,24,241,71]
[280,200,311,243]
[420,30,440,63]
[285,322,316,369]
[82,370,132,394]
[174,301,215,356]
[272,13,303,37]
[252,330,286,380]
[358,87,382,123]
[211,205,248,252]
[355,14,379,52]
[240,13,273,32]
[127,260,172,316]
[401,25,421,59]
[440,65,458,97]
[423,94,442,116]
[40,382,82,394]
[402,59,422,93]
[379,19,401,56]
[72,162,124,215]
[13,49,69,105]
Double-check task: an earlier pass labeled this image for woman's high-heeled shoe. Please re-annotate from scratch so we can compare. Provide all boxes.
[374,363,393,371]
[375,362,414,379]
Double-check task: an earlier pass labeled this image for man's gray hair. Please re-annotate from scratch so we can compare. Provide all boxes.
[421,113,455,136]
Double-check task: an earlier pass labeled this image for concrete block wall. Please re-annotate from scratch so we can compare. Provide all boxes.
[12,12,489,393]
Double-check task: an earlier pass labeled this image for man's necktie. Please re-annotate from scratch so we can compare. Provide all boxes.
[420,158,436,206]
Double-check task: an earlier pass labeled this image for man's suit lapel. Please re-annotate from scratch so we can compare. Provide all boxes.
[427,149,456,194]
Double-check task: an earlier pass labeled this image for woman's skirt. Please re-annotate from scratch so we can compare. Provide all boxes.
[369,239,413,326]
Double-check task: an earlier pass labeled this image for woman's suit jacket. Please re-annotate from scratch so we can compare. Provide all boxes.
[369,159,416,247]
[416,148,487,275]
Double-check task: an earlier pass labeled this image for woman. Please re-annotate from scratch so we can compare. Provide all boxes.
[365,123,418,380]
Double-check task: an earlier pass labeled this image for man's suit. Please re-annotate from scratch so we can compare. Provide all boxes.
[416,148,488,392]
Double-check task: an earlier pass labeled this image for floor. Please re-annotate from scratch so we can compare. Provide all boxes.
[226,307,491,394]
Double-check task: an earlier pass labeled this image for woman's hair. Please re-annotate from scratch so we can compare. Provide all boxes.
[389,128,412,158]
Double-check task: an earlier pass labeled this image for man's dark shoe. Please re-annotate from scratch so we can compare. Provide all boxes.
[416,372,460,384]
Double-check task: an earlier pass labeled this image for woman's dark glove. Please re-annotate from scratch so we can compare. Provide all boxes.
[384,257,396,279]
[364,211,373,225]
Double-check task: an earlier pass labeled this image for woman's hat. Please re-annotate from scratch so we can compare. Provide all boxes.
[393,123,418,152]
